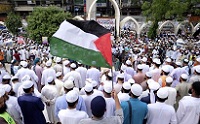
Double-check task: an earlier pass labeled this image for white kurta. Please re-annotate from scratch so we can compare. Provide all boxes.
[53,64,63,73]
[176,96,200,124]
[76,67,87,87]
[104,97,116,117]
[63,71,83,88]
[164,87,177,106]
[41,68,56,85]
[86,68,101,84]
[118,92,130,103]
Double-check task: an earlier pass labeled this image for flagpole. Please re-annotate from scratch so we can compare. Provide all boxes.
[111,66,114,90]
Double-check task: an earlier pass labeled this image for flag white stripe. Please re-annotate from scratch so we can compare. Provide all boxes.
[53,20,99,51]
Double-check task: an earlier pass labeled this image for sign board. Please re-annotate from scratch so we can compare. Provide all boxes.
[96,18,115,30]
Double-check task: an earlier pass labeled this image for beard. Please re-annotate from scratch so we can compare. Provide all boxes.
[0,104,7,114]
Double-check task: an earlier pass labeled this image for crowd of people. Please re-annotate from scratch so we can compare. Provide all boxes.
[0,30,199,124]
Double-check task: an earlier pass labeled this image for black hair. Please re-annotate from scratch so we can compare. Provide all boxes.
[85,90,93,95]
[156,96,168,102]
[23,86,33,93]
[67,99,78,108]
[130,92,139,98]
[192,81,200,96]
[163,71,170,75]
[122,87,130,93]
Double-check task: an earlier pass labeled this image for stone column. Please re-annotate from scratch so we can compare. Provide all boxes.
[86,0,96,20]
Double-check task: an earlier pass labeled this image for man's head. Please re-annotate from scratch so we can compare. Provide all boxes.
[0,88,7,114]
[22,80,34,93]
[91,96,106,118]
[156,87,168,102]
[66,90,79,108]
[191,81,200,98]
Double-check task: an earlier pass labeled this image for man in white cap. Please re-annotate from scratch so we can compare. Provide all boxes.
[76,62,87,87]
[121,84,147,124]
[150,58,161,82]
[163,57,174,73]
[41,60,56,86]
[15,61,39,89]
[114,73,124,93]
[55,72,64,96]
[63,63,83,89]
[189,65,200,83]
[140,72,152,91]
[63,60,71,75]
[58,90,88,124]
[102,83,116,117]
[11,76,21,96]
[18,80,46,124]
[176,81,200,124]
[164,77,177,107]
[118,82,131,102]
[125,60,136,77]
[91,80,103,96]
[86,66,101,85]
[158,65,170,87]
[0,62,9,83]
[55,80,86,123]
[141,57,149,73]
[41,76,58,124]
[0,88,16,124]
[146,87,177,124]
[175,74,191,103]
[1,75,11,85]
[133,64,145,84]
[53,57,63,73]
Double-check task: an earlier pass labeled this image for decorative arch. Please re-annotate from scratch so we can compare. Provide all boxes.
[158,20,175,32]
[73,16,84,20]
[194,22,200,32]
[175,20,194,34]
[87,0,120,37]
[120,16,140,34]
[138,21,152,35]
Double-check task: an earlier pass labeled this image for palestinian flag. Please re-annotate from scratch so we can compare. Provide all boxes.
[50,20,112,68]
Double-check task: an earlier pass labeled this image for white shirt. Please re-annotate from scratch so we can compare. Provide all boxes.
[63,70,83,88]
[104,97,116,117]
[58,108,88,124]
[76,67,87,87]
[41,85,58,104]
[86,68,101,83]
[176,96,200,124]
[53,64,63,73]
[147,102,177,124]
[41,67,56,85]
[164,87,177,106]
[150,68,161,82]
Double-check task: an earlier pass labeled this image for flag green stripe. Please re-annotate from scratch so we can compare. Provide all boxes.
[50,37,110,68]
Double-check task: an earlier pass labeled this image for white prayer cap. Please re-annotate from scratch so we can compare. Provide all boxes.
[153,58,161,65]
[196,58,200,62]
[66,90,79,103]
[137,64,143,70]
[0,88,5,97]
[141,57,147,62]
[120,64,127,71]
[92,81,98,87]
[21,75,31,82]
[20,61,25,66]
[70,63,76,69]
[166,77,173,84]
[157,87,168,99]
[103,84,112,93]
[175,61,182,66]
[183,59,189,63]
[165,58,171,63]
[126,60,132,65]
[11,76,18,81]
[162,65,170,73]
[147,79,160,90]
[22,80,34,89]
[84,83,93,92]
[47,76,54,83]
[77,62,82,65]
[56,72,62,77]
[3,75,11,80]
[131,84,143,96]
[122,82,131,90]
[128,78,135,84]
[22,61,28,68]
[55,57,62,63]
[63,80,74,89]
[145,72,152,78]
[46,61,52,67]
[108,72,112,77]
[181,74,188,80]
[63,60,70,65]
[2,84,11,93]
[195,66,200,73]
[117,73,124,79]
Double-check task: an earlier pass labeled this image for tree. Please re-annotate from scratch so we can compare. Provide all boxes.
[27,6,72,43]
[5,12,22,35]
[142,0,188,38]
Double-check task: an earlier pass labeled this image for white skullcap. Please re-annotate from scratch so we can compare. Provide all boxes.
[3,84,11,93]
[141,57,147,62]
[11,76,18,81]
[131,84,143,96]
[166,77,173,83]
[108,72,112,77]
[3,75,11,80]
[195,66,200,73]
[162,65,170,73]
[157,87,169,99]
[147,79,160,90]
[55,57,62,63]
[84,83,93,92]
[145,72,152,78]
[66,90,79,103]
[117,73,124,79]
[92,81,98,87]
[183,59,189,63]
[165,58,171,63]
[77,62,82,65]
[21,75,31,82]
[175,61,182,66]
[153,58,161,65]
[122,82,131,90]
[103,84,112,93]
[46,61,52,67]
[196,58,200,62]
[137,64,143,70]
[126,60,132,65]
[120,64,127,71]
[20,61,25,66]
[128,78,135,84]
[70,63,76,68]
[56,72,62,77]
[0,88,5,97]
[63,60,70,65]
[22,80,34,89]
[181,74,188,80]
[22,61,28,68]
[47,76,54,83]
[63,80,74,89]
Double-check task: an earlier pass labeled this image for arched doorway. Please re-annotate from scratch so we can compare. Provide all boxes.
[175,20,194,35]
[73,16,84,20]
[158,20,175,35]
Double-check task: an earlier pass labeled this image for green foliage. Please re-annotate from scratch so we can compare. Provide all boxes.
[27,6,72,43]
[5,12,22,35]
[148,21,159,39]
